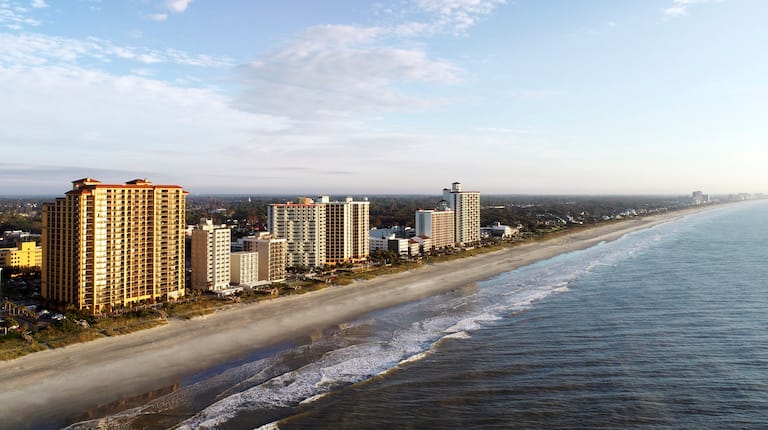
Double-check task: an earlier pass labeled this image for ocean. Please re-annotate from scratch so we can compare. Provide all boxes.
[69,201,768,429]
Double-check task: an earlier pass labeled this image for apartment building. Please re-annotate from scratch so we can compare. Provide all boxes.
[191,219,231,292]
[42,178,186,313]
[442,182,481,245]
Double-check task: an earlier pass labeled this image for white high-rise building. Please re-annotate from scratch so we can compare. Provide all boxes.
[191,219,231,292]
[268,198,326,269]
[442,182,481,245]
[321,196,370,265]
[230,251,259,287]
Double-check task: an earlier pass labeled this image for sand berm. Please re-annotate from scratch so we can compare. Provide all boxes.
[0,206,715,428]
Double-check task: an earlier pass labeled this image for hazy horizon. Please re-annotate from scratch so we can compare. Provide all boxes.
[2,1,766,195]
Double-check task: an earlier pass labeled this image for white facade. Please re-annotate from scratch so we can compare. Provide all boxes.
[443,182,481,245]
[230,251,259,287]
[268,198,326,269]
[191,219,231,292]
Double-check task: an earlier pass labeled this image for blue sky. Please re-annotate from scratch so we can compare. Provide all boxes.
[1,0,766,195]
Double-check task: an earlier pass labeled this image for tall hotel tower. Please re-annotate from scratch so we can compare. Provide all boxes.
[191,219,231,292]
[42,178,187,313]
[319,196,370,266]
[268,198,326,269]
[442,182,481,245]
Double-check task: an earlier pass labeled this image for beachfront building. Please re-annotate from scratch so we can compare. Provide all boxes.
[442,182,481,245]
[42,178,187,313]
[268,198,326,269]
[415,206,455,250]
[230,251,259,287]
[0,241,42,268]
[238,234,288,283]
[256,233,287,283]
[320,196,370,266]
[191,219,231,292]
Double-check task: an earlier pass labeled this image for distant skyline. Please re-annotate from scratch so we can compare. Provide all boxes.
[1,0,766,195]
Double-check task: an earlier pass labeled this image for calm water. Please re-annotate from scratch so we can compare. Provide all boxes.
[70,201,768,429]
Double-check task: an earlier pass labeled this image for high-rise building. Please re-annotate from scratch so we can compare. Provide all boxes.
[256,233,287,283]
[320,196,370,265]
[268,198,326,269]
[442,182,481,245]
[0,241,42,268]
[191,219,231,292]
[42,178,186,313]
[230,251,259,287]
[415,207,455,250]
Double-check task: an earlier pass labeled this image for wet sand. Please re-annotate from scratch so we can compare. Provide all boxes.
[0,207,715,428]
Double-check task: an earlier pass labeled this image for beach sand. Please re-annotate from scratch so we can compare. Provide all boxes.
[0,207,713,428]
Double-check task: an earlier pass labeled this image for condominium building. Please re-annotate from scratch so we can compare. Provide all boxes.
[256,233,287,283]
[415,207,455,250]
[230,251,259,287]
[442,182,481,245]
[191,219,231,292]
[42,178,186,313]
[0,241,42,268]
[268,198,326,269]
[320,196,370,265]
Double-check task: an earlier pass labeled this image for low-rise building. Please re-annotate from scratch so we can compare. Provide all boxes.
[0,241,42,268]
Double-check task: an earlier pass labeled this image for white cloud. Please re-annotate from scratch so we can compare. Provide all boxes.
[166,0,191,13]
[0,1,41,29]
[0,32,233,68]
[0,64,290,191]
[413,0,507,34]
[234,24,462,118]
[663,0,724,18]
[147,13,168,22]
[30,0,48,9]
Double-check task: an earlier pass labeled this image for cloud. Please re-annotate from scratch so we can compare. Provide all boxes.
[234,24,462,118]
[147,13,168,22]
[413,0,507,34]
[663,0,724,18]
[166,0,192,13]
[0,32,233,68]
[30,0,48,9]
[0,1,41,29]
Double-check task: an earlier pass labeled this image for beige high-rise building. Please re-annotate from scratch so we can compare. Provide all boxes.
[268,198,326,269]
[415,208,455,250]
[42,178,186,314]
[191,219,231,292]
[321,196,370,265]
[442,182,481,245]
[241,233,287,283]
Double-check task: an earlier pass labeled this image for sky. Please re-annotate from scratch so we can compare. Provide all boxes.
[1,0,766,196]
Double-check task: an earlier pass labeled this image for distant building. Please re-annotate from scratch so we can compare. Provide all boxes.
[268,198,326,269]
[415,207,455,250]
[443,182,481,245]
[42,178,186,313]
[0,241,42,268]
[692,191,709,205]
[481,222,519,239]
[191,219,231,292]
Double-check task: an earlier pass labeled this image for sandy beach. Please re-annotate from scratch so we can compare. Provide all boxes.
[0,206,715,428]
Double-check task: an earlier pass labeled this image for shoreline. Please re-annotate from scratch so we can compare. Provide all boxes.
[0,204,722,428]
